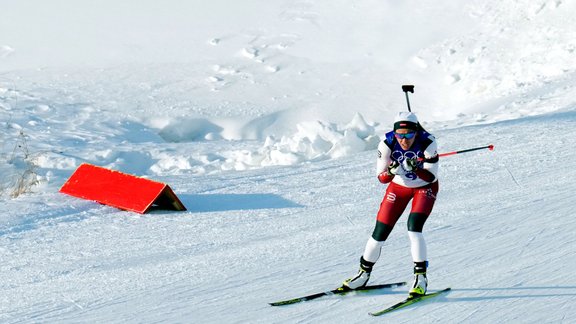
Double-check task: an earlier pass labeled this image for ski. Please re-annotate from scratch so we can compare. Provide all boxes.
[269,282,407,306]
[369,287,451,316]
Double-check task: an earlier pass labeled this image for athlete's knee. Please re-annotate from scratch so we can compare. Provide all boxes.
[372,220,394,241]
[407,212,428,232]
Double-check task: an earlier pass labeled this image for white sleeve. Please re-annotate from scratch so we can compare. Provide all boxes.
[422,136,439,179]
[376,140,392,175]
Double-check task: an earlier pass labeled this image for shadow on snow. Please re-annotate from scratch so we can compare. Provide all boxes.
[446,286,576,302]
[180,193,303,213]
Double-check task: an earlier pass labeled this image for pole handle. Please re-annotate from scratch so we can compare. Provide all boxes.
[402,85,414,112]
[402,85,414,93]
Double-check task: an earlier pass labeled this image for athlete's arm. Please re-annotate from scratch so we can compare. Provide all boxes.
[416,136,439,183]
[376,140,394,183]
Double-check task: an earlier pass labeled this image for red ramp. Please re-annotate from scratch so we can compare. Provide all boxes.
[60,163,186,214]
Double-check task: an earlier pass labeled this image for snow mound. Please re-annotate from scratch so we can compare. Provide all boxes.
[157,118,224,142]
[145,112,380,174]
[221,113,380,171]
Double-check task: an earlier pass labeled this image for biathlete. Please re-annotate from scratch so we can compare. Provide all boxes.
[343,111,439,296]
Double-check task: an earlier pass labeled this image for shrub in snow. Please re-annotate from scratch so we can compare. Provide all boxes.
[0,131,41,198]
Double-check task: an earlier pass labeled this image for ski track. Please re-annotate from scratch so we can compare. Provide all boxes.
[0,112,574,323]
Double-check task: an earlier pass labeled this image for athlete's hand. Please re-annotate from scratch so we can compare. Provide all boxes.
[402,158,418,172]
[377,172,389,183]
[387,161,400,175]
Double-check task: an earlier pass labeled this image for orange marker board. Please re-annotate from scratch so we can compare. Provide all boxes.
[60,163,186,214]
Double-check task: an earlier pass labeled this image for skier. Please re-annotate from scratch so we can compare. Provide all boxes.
[343,111,439,297]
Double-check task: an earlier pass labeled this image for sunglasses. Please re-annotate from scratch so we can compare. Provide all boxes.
[394,131,416,140]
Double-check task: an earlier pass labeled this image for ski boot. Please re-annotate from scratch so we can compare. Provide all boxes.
[409,261,428,297]
[343,256,374,290]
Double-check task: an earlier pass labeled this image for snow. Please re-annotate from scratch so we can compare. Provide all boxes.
[1,0,576,322]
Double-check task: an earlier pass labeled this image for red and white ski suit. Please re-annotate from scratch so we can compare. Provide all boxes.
[362,130,439,264]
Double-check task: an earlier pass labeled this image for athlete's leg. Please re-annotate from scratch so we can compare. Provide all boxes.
[406,182,439,296]
[345,182,426,289]
[407,182,439,260]
[362,182,412,263]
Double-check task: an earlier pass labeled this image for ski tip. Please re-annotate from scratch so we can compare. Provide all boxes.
[368,287,452,316]
[426,287,452,295]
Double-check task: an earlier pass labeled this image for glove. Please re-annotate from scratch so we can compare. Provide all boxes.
[378,172,392,183]
[387,161,400,175]
[402,157,419,172]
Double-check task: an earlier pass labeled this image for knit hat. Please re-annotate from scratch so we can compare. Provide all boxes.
[393,111,419,131]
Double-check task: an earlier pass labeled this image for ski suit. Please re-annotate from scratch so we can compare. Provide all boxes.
[362,130,439,264]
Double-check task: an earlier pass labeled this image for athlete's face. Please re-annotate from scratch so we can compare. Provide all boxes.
[394,129,416,150]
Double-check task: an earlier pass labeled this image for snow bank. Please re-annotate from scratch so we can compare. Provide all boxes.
[136,110,380,173]
[145,113,380,174]
[157,118,224,142]
[1,88,381,186]
[219,113,379,171]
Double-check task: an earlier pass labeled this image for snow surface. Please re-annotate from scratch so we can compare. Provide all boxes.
[1,0,576,323]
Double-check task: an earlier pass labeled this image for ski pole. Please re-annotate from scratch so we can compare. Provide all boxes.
[419,144,494,161]
[437,144,494,158]
[402,85,414,112]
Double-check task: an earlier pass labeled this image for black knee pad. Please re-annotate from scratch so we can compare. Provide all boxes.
[407,213,428,232]
[372,221,394,241]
